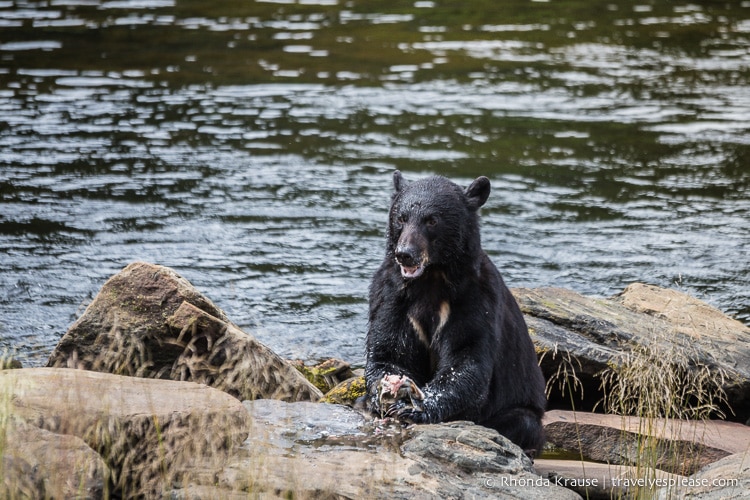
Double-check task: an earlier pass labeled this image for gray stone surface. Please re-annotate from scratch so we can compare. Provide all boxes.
[512,285,750,421]
[655,452,750,500]
[180,399,582,499]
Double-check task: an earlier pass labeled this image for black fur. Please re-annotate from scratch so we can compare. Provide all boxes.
[365,171,546,454]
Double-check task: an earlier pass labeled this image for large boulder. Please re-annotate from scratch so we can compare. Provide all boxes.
[1,367,250,498]
[513,285,750,422]
[176,399,581,499]
[46,261,322,402]
[616,282,750,420]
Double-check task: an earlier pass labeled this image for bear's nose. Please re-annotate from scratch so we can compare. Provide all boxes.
[395,247,419,267]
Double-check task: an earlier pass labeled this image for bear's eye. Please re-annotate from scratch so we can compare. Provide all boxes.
[425,215,438,227]
[396,214,408,226]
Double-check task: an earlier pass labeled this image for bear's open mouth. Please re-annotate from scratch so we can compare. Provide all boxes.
[399,263,425,279]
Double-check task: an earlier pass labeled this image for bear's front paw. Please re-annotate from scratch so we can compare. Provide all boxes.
[377,374,425,419]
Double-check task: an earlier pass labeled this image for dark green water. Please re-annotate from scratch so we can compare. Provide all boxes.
[1,0,749,366]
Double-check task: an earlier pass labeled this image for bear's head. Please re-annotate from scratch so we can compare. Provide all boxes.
[386,171,491,280]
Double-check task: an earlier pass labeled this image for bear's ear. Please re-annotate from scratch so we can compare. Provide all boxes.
[393,170,404,193]
[465,176,491,210]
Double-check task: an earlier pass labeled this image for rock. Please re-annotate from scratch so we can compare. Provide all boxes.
[1,417,109,499]
[1,367,250,498]
[655,451,750,499]
[616,282,750,420]
[535,459,685,500]
[166,302,323,401]
[320,375,367,405]
[513,286,663,413]
[27,264,748,497]
[543,410,750,476]
[175,400,581,499]
[512,285,750,422]
[401,422,532,474]
[46,261,322,402]
[291,357,355,394]
[540,409,750,498]
[2,368,579,499]
[616,283,750,339]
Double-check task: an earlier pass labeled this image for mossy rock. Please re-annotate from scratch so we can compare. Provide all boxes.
[292,358,355,394]
[321,376,366,406]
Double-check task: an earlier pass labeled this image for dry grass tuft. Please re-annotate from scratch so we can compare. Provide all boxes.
[596,325,729,498]
[543,345,585,411]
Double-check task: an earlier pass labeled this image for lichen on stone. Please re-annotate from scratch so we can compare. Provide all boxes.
[321,376,366,406]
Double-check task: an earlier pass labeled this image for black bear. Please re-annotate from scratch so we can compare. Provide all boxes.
[365,171,546,455]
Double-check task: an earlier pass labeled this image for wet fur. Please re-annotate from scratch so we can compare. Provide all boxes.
[365,171,546,454]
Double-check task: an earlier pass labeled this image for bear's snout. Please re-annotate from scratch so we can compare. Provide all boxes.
[395,246,419,267]
[395,235,427,279]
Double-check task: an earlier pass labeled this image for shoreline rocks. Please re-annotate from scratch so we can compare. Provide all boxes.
[513,286,750,423]
[221,400,579,499]
[3,261,749,498]
[538,409,750,498]
[3,368,581,499]
[5,367,747,499]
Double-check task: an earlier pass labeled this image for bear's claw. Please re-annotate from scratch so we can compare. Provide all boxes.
[395,406,430,424]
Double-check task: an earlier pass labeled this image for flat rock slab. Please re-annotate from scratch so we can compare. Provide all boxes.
[539,410,750,499]
[176,400,582,499]
[616,283,750,344]
[46,261,322,402]
[535,459,685,500]
[543,410,750,476]
[544,410,750,456]
[512,285,750,421]
[1,367,250,498]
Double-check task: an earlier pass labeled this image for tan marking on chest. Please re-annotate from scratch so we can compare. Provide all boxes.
[435,301,450,337]
[408,300,451,348]
[408,315,429,348]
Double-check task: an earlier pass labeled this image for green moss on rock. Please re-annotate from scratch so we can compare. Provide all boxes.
[321,376,366,406]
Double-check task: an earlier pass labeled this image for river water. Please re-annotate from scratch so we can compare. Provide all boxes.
[1,0,749,367]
